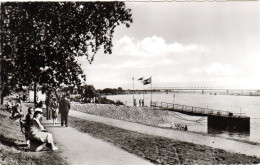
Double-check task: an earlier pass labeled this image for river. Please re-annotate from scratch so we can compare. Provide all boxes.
[107,93,260,143]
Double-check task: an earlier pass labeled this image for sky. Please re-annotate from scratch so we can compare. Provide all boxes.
[79,1,260,90]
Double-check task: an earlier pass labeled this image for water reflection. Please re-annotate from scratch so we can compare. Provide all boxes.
[208,128,250,141]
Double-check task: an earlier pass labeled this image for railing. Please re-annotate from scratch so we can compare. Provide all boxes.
[151,101,247,117]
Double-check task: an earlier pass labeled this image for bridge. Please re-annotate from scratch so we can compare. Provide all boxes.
[126,87,260,96]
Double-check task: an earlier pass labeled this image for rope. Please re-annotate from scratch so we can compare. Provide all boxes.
[171,111,206,122]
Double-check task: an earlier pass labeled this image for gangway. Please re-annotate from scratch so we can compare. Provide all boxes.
[151,101,250,132]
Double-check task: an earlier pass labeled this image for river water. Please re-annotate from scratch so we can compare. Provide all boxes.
[107,93,260,143]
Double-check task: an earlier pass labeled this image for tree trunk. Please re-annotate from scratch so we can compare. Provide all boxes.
[34,81,37,106]
[0,91,4,105]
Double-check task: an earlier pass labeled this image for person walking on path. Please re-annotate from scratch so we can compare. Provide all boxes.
[50,98,59,125]
[59,95,70,127]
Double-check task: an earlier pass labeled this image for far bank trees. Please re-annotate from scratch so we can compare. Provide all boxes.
[1,2,132,104]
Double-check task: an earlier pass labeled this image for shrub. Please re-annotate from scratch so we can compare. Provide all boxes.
[115,100,124,106]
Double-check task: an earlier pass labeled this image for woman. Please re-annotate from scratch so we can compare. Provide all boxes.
[50,98,58,125]
[29,111,58,151]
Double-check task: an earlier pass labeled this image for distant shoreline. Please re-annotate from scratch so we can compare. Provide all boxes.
[103,91,260,97]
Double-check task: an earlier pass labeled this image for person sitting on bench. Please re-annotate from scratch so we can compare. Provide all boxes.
[6,100,13,113]
[29,111,58,151]
[10,103,23,120]
[25,107,34,147]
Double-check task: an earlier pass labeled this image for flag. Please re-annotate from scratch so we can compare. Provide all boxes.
[143,77,152,85]
[138,77,143,81]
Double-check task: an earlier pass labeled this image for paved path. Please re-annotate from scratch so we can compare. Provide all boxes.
[68,110,260,158]
[42,114,153,165]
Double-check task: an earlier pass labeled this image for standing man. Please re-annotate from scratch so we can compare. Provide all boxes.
[59,94,70,127]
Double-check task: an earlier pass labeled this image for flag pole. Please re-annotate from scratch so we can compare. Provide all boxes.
[143,83,144,101]
[150,76,152,107]
[133,77,135,106]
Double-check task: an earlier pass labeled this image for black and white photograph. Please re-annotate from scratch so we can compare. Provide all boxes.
[0,1,260,164]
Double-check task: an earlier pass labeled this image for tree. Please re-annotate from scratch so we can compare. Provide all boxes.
[118,87,123,93]
[1,2,132,104]
[101,88,114,94]
[81,84,97,100]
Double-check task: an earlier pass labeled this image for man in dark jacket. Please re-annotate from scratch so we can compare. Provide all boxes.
[59,95,70,127]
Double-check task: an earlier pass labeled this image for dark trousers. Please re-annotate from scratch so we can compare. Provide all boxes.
[46,106,51,119]
[61,113,68,126]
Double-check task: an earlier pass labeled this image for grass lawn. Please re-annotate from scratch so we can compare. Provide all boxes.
[0,106,67,165]
[69,115,260,164]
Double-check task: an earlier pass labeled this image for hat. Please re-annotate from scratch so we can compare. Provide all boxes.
[35,108,43,113]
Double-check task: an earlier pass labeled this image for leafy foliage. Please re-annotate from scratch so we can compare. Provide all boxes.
[80,84,97,99]
[1,2,132,94]
[101,88,124,95]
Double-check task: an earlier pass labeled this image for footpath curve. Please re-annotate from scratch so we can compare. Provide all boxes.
[68,110,260,158]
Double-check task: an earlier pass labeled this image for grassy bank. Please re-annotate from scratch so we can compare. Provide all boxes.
[68,116,260,164]
[71,103,169,126]
[0,107,67,165]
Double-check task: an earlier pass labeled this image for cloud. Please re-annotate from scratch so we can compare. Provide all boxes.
[190,63,236,76]
[87,58,176,70]
[114,35,208,57]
